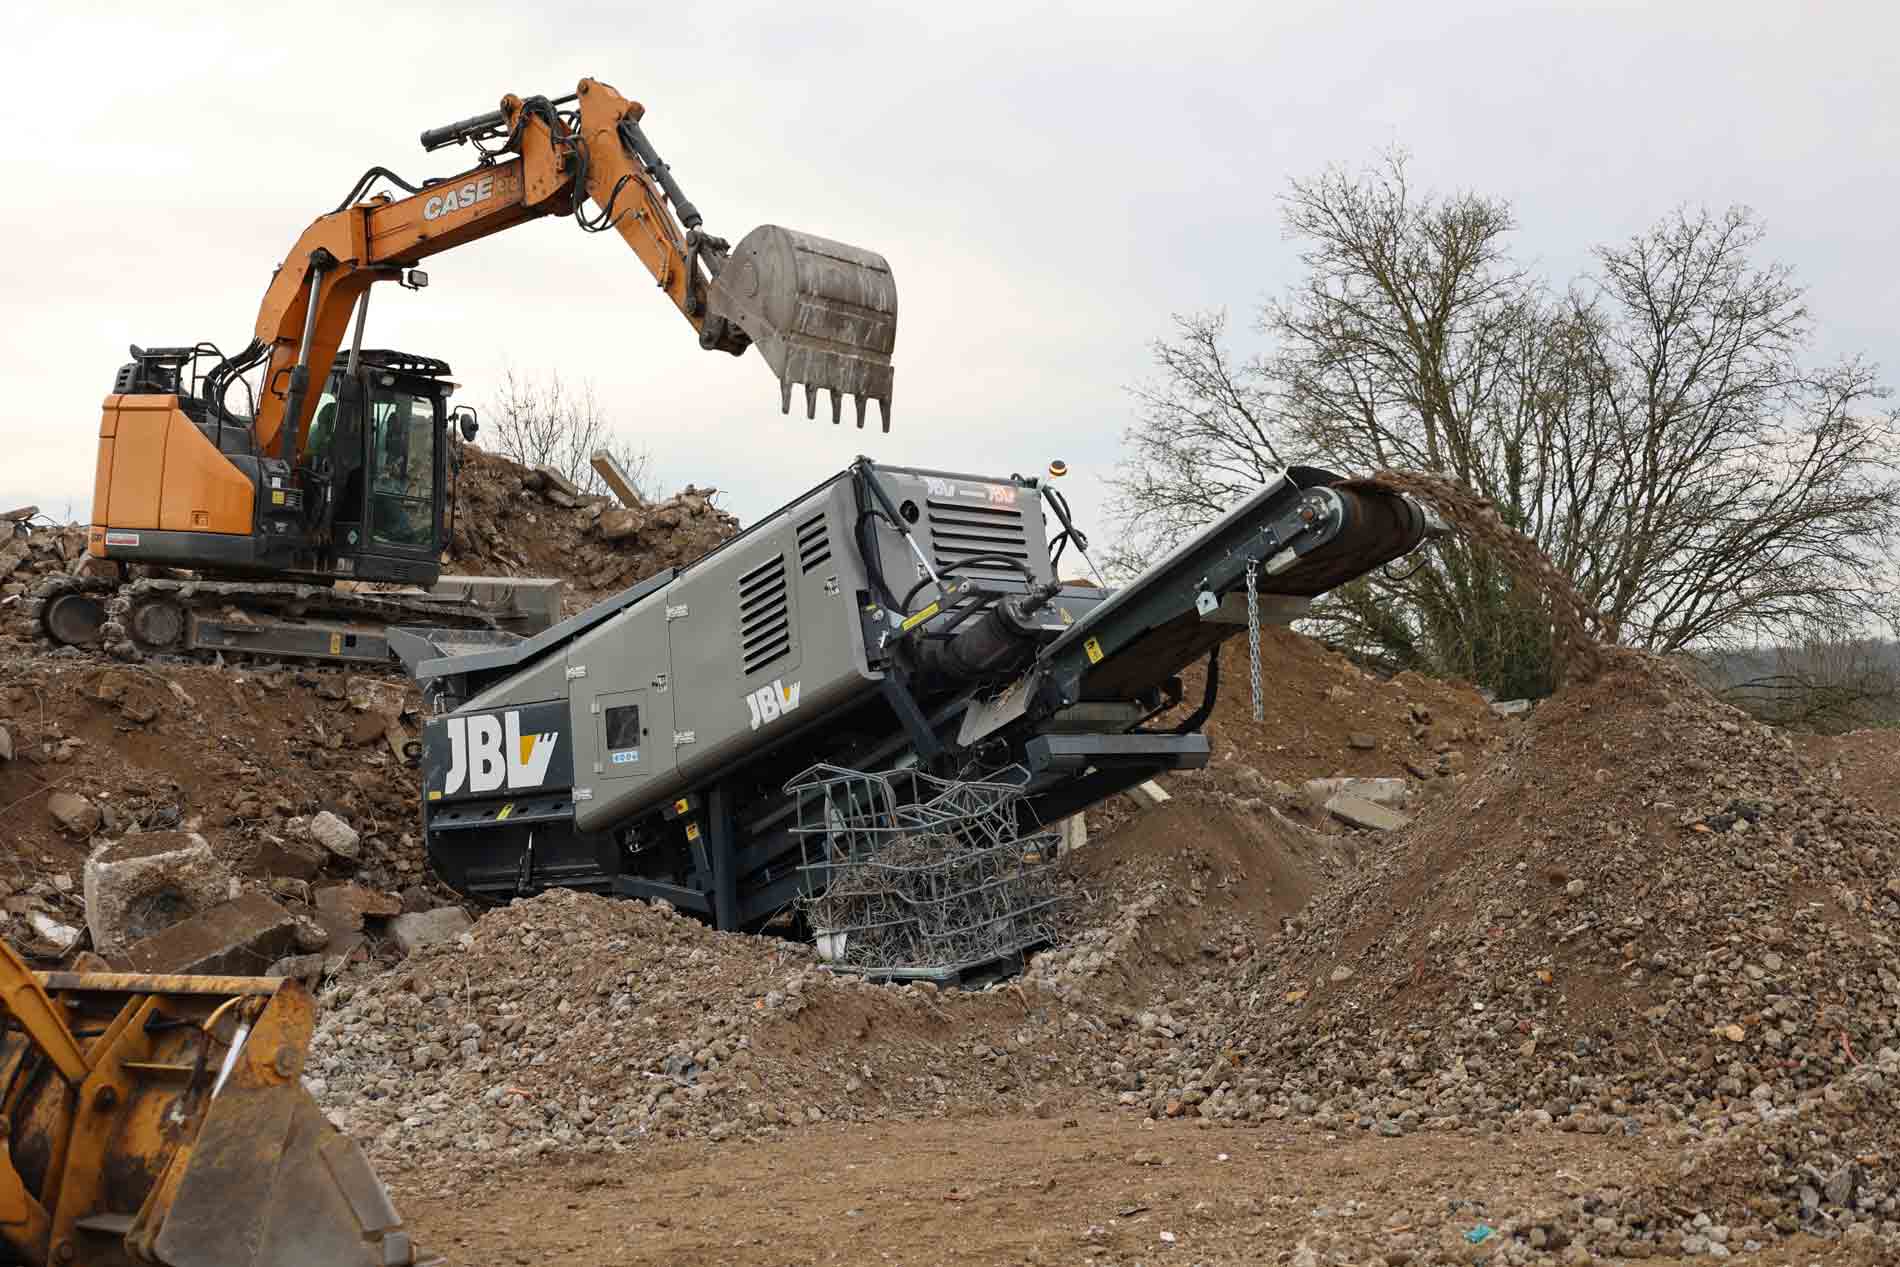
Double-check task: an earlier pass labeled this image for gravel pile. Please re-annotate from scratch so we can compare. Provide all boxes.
[1051,653,1900,1259]
[309,888,1107,1174]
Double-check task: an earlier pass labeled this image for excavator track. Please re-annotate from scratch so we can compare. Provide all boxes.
[31,574,504,666]
[21,573,119,648]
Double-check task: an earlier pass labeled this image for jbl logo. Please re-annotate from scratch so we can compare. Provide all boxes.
[442,711,560,794]
[744,679,802,731]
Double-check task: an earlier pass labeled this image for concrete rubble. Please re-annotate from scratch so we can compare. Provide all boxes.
[112,890,302,976]
[82,831,233,956]
[388,907,473,955]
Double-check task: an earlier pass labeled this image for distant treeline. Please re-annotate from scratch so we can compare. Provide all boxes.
[1694,637,1900,733]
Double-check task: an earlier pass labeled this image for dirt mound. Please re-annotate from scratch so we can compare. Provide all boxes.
[0,655,443,956]
[447,448,737,613]
[1173,627,1501,783]
[1081,651,1900,1251]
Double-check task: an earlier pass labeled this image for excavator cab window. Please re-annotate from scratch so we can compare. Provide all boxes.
[367,388,439,547]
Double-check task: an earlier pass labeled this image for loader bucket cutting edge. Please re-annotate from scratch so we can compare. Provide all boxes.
[707,224,897,430]
[140,979,424,1267]
[20,973,437,1267]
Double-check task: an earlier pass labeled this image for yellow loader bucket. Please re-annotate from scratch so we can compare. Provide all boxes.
[707,224,898,431]
[0,950,426,1267]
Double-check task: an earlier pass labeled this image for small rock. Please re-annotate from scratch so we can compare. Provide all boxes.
[388,907,474,955]
[306,810,360,861]
[47,791,102,837]
[1346,732,1378,751]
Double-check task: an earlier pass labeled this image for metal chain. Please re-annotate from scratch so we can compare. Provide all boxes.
[1245,559,1264,721]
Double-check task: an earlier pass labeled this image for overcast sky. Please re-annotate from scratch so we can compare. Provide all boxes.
[3,1,1894,550]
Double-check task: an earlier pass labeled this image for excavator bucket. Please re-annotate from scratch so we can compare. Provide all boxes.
[707,225,898,430]
[0,957,427,1267]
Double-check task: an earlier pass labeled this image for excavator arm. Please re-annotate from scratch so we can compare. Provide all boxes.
[248,76,897,464]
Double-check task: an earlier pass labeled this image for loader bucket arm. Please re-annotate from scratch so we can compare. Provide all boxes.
[0,947,425,1267]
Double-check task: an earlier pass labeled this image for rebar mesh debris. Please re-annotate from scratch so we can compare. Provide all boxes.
[784,764,1064,979]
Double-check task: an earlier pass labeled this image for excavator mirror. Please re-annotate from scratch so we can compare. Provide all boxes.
[454,407,480,442]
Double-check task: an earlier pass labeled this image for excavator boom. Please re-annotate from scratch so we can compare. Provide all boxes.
[251,76,898,467]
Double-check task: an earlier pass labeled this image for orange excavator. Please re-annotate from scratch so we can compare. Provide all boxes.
[32,77,898,663]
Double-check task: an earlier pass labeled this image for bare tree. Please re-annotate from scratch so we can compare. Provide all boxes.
[1708,625,1900,732]
[1110,150,1900,695]
[486,368,657,501]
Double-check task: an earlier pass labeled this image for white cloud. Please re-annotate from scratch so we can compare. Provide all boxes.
[2,0,1893,557]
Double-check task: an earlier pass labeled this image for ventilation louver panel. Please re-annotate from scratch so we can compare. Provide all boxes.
[926,499,1030,573]
[738,554,792,675]
[796,513,832,574]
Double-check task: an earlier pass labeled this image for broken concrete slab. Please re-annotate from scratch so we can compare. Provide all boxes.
[112,890,301,975]
[534,465,582,501]
[598,506,644,543]
[307,810,360,861]
[316,882,403,928]
[388,906,473,955]
[1491,698,1534,718]
[346,675,406,718]
[1325,793,1412,833]
[27,913,81,953]
[83,831,234,957]
[1125,780,1172,809]
[245,833,328,881]
[590,450,645,507]
[1303,777,1412,814]
[47,791,101,837]
[1057,814,1089,854]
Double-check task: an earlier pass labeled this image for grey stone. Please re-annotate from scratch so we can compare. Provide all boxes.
[83,830,233,956]
[307,810,360,861]
[1325,793,1411,832]
[389,906,473,955]
[1491,698,1534,718]
[1303,777,1411,812]
[1825,1163,1860,1206]
[47,791,102,837]
[267,952,326,986]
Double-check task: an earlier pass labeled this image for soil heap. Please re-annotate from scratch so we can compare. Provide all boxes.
[446,448,736,613]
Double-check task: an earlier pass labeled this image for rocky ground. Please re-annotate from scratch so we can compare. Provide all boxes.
[3,472,1897,1264]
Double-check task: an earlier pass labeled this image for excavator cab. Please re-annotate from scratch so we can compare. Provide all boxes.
[307,350,454,574]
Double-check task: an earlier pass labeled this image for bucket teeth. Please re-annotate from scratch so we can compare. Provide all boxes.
[776,378,891,432]
[706,225,897,432]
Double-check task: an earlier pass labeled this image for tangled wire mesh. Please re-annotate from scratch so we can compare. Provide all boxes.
[784,764,1065,980]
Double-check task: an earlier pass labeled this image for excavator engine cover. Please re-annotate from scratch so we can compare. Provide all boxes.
[708,225,897,430]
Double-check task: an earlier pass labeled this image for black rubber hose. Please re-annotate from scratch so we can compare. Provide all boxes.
[900,553,1038,614]
[1167,648,1221,735]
